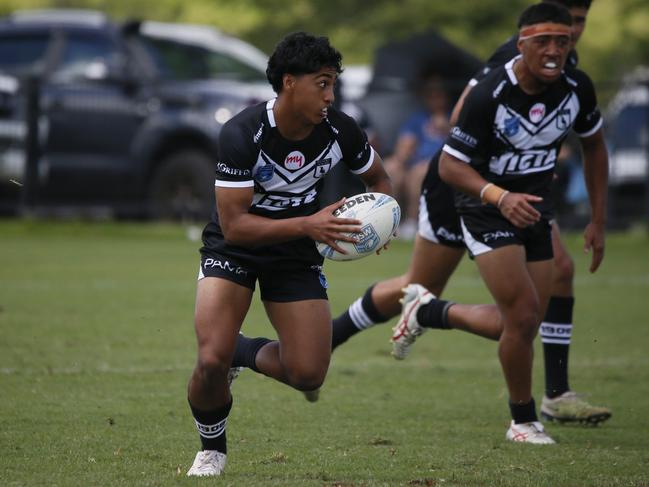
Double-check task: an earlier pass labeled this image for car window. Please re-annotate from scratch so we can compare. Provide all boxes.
[138,36,266,82]
[52,32,120,82]
[0,33,50,74]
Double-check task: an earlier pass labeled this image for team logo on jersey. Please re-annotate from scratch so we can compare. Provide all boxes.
[314,157,332,178]
[284,151,305,170]
[529,103,546,123]
[504,116,520,137]
[556,108,571,130]
[254,163,274,183]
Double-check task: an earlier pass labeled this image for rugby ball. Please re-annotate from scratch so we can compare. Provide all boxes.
[317,192,401,261]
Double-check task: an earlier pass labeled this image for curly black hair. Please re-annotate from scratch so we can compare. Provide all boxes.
[543,0,593,9]
[266,32,343,94]
[518,2,573,28]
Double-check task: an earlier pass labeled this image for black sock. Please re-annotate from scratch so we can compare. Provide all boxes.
[332,284,388,349]
[189,398,233,453]
[416,299,453,329]
[509,397,538,424]
[231,334,272,372]
[540,296,573,398]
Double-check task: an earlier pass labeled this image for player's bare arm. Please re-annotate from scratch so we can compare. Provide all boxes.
[449,83,473,126]
[358,153,393,197]
[216,186,360,248]
[579,128,608,272]
[439,152,542,228]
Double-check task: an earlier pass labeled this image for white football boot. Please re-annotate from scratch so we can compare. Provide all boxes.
[187,450,227,477]
[506,421,556,444]
[391,284,434,359]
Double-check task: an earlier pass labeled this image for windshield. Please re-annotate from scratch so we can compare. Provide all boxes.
[0,33,50,75]
[138,35,266,82]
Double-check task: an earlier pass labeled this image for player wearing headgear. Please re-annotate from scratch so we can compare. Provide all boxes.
[185,31,392,476]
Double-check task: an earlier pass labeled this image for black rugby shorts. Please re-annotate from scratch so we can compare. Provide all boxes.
[198,250,329,302]
[418,177,464,248]
[459,208,553,262]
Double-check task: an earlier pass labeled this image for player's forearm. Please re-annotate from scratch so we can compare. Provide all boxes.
[581,134,609,225]
[221,212,308,247]
[439,152,485,198]
[360,156,394,197]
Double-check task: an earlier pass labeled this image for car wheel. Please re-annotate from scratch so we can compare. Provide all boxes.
[148,151,215,221]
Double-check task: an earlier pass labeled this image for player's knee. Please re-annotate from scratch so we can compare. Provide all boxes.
[553,251,575,283]
[285,367,327,392]
[195,352,230,386]
[507,302,542,341]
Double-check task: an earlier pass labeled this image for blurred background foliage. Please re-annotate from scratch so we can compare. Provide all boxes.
[1,0,648,93]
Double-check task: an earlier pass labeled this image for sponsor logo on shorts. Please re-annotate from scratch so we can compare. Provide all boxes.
[482,230,515,242]
[203,258,248,276]
[284,150,305,170]
[436,226,463,242]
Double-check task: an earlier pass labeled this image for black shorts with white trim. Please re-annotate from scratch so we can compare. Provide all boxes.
[459,207,553,262]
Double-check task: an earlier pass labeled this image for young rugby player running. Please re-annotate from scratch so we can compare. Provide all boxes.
[327,0,611,425]
[185,32,392,476]
[394,2,608,443]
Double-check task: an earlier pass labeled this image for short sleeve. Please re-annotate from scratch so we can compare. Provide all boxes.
[214,120,256,188]
[334,110,375,175]
[470,35,519,85]
[571,70,603,137]
[442,84,495,165]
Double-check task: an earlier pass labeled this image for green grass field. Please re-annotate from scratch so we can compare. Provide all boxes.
[1,220,648,486]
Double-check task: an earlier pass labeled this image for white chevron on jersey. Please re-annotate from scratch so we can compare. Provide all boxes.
[494,94,578,149]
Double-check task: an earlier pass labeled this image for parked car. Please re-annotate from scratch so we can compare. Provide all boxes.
[606,67,649,226]
[0,9,274,219]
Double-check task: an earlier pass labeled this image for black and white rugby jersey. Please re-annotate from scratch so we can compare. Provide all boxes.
[213,98,374,220]
[201,98,374,266]
[443,56,602,217]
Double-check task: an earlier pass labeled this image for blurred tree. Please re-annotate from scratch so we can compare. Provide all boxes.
[0,0,647,96]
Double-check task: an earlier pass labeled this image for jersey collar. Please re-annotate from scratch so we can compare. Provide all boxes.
[265,98,277,127]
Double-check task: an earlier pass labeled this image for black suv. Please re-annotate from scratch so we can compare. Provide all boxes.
[0,10,274,219]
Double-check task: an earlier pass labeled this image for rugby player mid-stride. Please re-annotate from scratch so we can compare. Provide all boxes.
[328,0,611,426]
[393,2,608,443]
[184,32,392,476]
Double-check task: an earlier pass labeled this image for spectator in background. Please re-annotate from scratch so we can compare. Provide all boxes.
[384,72,450,238]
